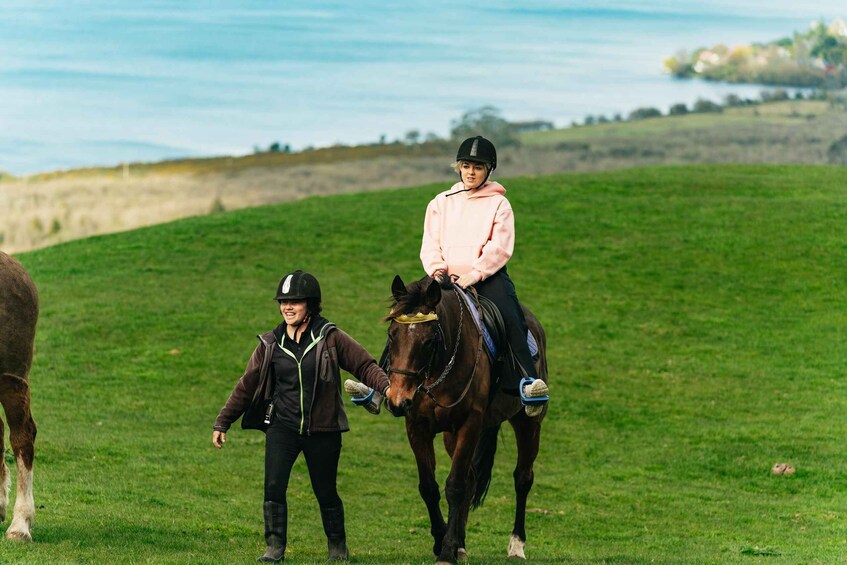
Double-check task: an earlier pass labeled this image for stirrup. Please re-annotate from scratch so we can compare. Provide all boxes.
[519,377,549,406]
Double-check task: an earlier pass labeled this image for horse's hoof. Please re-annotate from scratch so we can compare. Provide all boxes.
[457,547,468,561]
[6,528,32,542]
[507,534,526,560]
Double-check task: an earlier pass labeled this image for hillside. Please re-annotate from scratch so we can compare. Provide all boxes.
[2,100,845,255]
[2,164,846,563]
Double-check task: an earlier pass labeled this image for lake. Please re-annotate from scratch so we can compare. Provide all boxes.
[0,0,842,174]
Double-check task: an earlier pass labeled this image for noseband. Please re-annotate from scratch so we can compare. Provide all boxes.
[387,287,479,408]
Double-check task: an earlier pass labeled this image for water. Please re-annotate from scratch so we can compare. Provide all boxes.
[0,1,842,175]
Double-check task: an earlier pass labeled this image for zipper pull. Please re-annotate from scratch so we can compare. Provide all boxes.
[263,402,274,425]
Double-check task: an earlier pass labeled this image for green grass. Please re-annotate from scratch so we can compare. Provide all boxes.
[521,101,832,144]
[2,164,846,563]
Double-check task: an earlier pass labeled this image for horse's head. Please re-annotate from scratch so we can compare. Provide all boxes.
[384,274,445,417]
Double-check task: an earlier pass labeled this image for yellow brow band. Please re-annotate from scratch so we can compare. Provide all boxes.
[393,312,438,324]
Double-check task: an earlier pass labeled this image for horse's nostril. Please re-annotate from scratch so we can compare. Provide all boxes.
[401,399,412,410]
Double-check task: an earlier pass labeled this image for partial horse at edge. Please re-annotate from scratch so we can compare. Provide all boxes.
[0,251,38,541]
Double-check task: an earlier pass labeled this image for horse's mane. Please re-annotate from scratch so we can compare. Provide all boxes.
[384,273,454,321]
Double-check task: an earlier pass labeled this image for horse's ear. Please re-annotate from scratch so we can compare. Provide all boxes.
[391,275,407,301]
[424,278,442,309]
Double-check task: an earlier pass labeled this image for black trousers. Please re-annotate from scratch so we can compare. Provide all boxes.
[475,267,538,387]
[264,421,343,510]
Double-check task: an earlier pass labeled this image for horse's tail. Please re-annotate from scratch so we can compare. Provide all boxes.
[471,423,500,509]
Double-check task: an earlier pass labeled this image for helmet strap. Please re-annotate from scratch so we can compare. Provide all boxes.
[285,315,311,342]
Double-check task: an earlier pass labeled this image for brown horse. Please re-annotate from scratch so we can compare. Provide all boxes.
[0,252,38,541]
[383,274,547,564]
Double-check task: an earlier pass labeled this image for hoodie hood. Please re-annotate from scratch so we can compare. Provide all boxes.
[446,180,506,199]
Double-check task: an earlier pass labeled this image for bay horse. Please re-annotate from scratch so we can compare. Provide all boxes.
[0,251,38,541]
[383,274,547,564]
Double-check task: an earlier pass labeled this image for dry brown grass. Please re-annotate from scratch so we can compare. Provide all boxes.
[2,100,844,254]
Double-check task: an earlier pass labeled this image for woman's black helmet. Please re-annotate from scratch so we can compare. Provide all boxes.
[456,136,497,171]
[275,270,321,302]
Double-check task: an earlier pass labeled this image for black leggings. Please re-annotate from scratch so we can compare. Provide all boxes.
[475,267,538,387]
[264,421,343,510]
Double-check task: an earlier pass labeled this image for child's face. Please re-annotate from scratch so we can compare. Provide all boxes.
[459,161,487,189]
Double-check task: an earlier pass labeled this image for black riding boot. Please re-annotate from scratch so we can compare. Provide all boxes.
[320,505,349,562]
[258,501,287,563]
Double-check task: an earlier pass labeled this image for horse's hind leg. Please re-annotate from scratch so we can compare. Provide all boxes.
[507,411,541,560]
[0,374,36,541]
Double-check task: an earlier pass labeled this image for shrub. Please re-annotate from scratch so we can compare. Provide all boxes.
[669,103,689,115]
[760,89,790,102]
[692,98,723,113]
[628,107,662,120]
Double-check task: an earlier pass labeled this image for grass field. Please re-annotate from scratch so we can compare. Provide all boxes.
[2,164,846,563]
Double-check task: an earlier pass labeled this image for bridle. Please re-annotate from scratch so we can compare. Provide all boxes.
[387,287,482,409]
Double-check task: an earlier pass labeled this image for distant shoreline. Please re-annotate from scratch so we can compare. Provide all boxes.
[664,18,847,89]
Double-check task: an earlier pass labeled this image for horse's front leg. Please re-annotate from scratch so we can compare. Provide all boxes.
[438,416,482,565]
[443,432,470,562]
[406,418,446,557]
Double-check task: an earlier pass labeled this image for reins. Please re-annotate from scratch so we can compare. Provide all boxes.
[388,287,484,409]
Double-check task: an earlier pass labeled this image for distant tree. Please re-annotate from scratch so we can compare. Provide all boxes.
[812,34,847,67]
[404,130,421,145]
[628,107,662,120]
[597,115,610,124]
[268,142,281,153]
[692,98,723,113]
[425,132,442,142]
[613,113,623,122]
[723,94,743,107]
[450,106,520,146]
[584,115,596,126]
[669,103,689,115]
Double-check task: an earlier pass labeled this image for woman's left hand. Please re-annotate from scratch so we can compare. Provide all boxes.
[455,273,479,289]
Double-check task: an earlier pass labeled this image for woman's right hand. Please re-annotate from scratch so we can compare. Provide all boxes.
[212,430,227,449]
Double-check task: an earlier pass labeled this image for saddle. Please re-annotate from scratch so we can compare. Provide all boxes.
[457,288,539,385]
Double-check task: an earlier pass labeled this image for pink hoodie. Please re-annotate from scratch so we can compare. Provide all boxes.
[420,180,514,283]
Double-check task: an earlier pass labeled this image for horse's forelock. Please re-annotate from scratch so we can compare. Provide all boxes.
[385,275,447,321]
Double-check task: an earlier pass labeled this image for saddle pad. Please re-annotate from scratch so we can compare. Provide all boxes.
[457,287,538,360]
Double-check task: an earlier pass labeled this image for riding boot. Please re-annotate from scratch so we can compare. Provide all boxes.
[258,501,287,563]
[320,505,349,562]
